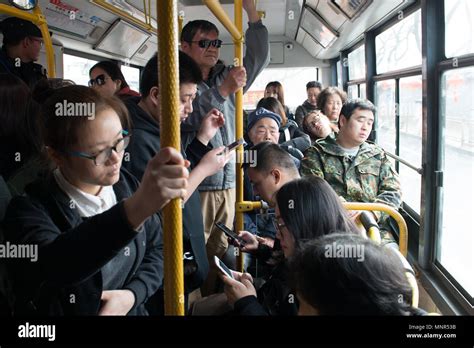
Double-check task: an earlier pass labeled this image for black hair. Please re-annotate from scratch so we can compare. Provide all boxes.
[180,20,219,43]
[0,74,41,178]
[306,81,323,90]
[275,176,359,253]
[257,97,287,126]
[41,86,130,153]
[289,233,416,315]
[89,61,129,90]
[340,98,376,120]
[247,142,298,176]
[32,78,75,104]
[140,51,202,98]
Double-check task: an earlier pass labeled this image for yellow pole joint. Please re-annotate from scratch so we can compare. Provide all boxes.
[236,201,266,213]
[157,0,185,316]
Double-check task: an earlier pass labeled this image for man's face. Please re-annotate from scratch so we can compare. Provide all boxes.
[25,36,43,61]
[339,108,374,146]
[248,118,280,145]
[179,82,197,122]
[181,30,220,70]
[248,167,279,206]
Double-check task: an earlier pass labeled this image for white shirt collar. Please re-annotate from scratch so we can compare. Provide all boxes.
[53,168,117,218]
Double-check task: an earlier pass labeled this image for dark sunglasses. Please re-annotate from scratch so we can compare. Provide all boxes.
[88,74,109,87]
[190,39,223,49]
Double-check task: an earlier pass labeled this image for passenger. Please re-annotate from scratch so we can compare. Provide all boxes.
[264,81,293,121]
[89,61,140,100]
[317,86,347,133]
[32,77,75,103]
[180,0,270,296]
[290,233,422,315]
[220,176,360,315]
[294,81,323,128]
[301,99,402,246]
[2,86,188,315]
[256,97,311,153]
[0,74,42,192]
[245,107,282,147]
[302,110,333,142]
[0,17,48,89]
[123,52,230,313]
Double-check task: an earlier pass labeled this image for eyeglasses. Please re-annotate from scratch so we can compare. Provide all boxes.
[88,74,109,87]
[29,37,43,47]
[272,217,286,233]
[65,131,131,166]
[189,39,223,49]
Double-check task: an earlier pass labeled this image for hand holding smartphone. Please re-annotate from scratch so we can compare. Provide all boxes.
[214,222,246,247]
[218,138,246,155]
[214,256,234,279]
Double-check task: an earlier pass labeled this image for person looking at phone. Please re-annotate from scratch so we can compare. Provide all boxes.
[123,52,231,314]
[219,176,360,315]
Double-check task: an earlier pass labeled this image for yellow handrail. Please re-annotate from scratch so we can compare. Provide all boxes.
[157,0,185,316]
[343,202,408,257]
[203,0,243,41]
[0,4,56,77]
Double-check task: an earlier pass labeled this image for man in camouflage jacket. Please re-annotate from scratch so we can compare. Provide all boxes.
[301,99,402,245]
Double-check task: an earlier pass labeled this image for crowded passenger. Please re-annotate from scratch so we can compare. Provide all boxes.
[317,86,347,133]
[301,99,402,247]
[295,81,323,128]
[302,110,333,142]
[89,61,140,99]
[180,0,270,296]
[2,85,188,315]
[264,81,293,121]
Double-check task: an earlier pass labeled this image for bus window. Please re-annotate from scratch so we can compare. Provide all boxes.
[348,45,365,80]
[242,67,318,111]
[375,10,421,74]
[336,60,343,89]
[63,53,98,86]
[121,65,141,94]
[359,83,366,99]
[439,66,474,298]
[375,79,396,157]
[445,0,474,58]
[399,75,422,213]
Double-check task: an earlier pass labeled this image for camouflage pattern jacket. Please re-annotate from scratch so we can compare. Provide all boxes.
[301,136,402,228]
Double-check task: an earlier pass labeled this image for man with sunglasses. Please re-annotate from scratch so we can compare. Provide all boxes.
[180,0,270,296]
[0,17,49,89]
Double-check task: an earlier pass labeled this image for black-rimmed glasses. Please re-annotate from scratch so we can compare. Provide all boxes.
[190,39,223,49]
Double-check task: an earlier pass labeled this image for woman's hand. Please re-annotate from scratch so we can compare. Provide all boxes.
[220,271,256,306]
[98,290,135,316]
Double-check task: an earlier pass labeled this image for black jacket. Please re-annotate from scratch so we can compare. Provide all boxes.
[278,119,311,153]
[123,97,209,294]
[295,100,318,128]
[2,169,163,316]
[0,47,47,90]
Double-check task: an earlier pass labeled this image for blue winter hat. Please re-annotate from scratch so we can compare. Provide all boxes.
[247,107,282,131]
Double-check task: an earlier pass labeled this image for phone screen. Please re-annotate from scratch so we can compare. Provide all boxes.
[226,138,245,152]
[214,256,234,279]
[215,222,239,241]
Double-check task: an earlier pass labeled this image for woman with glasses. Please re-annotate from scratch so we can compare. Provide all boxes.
[3,86,188,316]
[219,176,360,315]
[302,110,333,142]
[89,61,140,100]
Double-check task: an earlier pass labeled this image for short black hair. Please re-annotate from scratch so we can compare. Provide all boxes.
[340,98,376,120]
[247,142,298,175]
[180,20,219,43]
[306,81,323,90]
[140,51,202,97]
[289,233,416,315]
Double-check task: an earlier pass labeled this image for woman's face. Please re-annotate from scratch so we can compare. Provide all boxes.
[89,67,120,97]
[264,87,278,100]
[304,111,332,139]
[58,108,125,195]
[323,93,343,123]
[275,204,296,258]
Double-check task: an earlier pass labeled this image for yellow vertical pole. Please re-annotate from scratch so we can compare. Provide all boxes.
[234,0,245,272]
[156,0,185,316]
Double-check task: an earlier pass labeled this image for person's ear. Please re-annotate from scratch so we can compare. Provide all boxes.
[149,86,160,107]
[339,115,347,128]
[181,41,191,52]
[114,79,122,92]
[46,146,64,168]
[271,169,281,185]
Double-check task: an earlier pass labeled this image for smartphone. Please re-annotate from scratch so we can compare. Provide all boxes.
[225,138,246,152]
[214,255,234,279]
[214,222,245,245]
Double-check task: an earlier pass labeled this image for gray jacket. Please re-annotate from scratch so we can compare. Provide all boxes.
[182,20,270,191]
